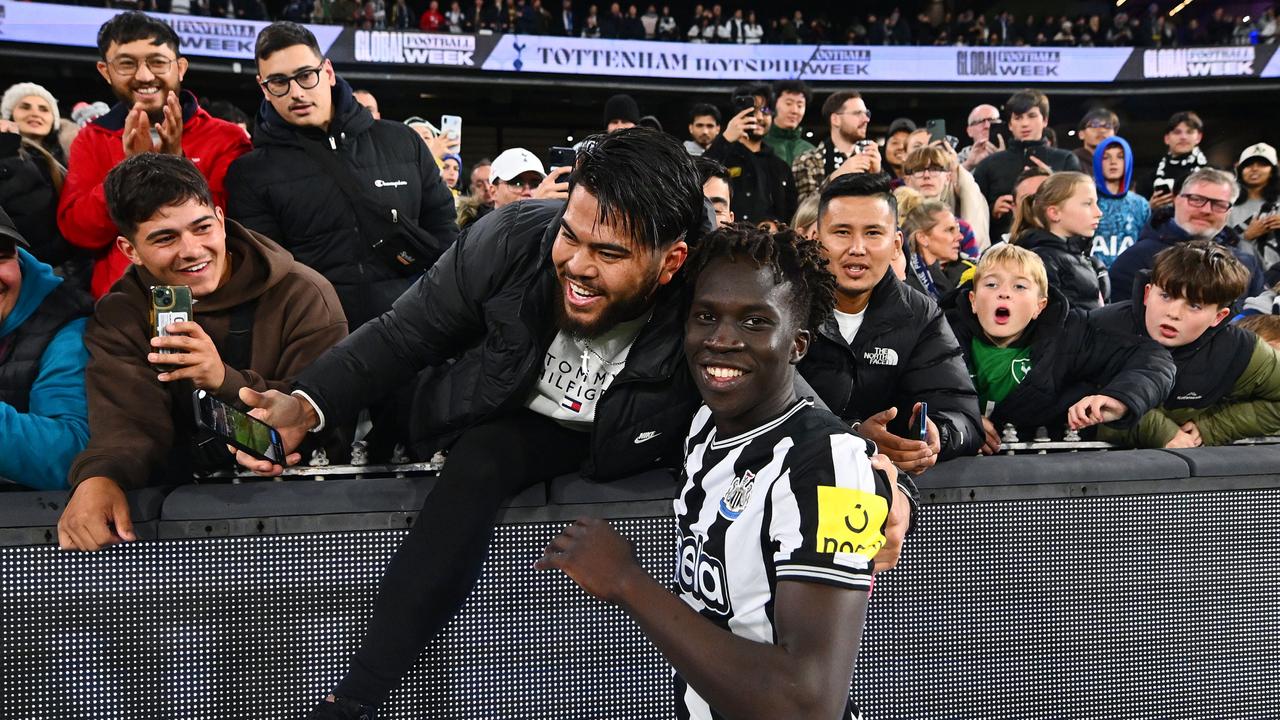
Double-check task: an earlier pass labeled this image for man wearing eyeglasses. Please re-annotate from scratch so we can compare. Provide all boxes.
[1073,108,1118,170]
[957,104,1001,172]
[57,11,252,299]
[703,84,797,226]
[1110,167,1265,303]
[225,22,458,331]
[791,90,882,208]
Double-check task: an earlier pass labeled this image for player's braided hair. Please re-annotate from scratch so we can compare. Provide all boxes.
[685,222,836,332]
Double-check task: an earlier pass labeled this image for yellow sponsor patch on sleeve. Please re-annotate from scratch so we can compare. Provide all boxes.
[815,486,888,560]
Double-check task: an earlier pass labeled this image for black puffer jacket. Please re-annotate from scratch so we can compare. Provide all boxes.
[1014,227,1106,309]
[972,139,1082,238]
[225,77,458,329]
[949,282,1175,435]
[0,141,79,271]
[1089,271,1255,411]
[703,135,798,225]
[798,271,983,460]
[294,200,703,480]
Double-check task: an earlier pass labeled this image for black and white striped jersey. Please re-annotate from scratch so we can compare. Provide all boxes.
[671,398,892,720]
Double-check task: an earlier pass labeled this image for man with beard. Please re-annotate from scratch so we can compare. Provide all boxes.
[235,129,913,719]
[792,90,883,207]
[704,84,797,226]
[57,12,251,299]
[1110,167,1265,303]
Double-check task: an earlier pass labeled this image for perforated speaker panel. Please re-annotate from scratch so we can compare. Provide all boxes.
[3,490,1278,719]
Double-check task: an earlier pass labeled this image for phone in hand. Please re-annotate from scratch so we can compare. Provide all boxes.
[912,402,929,442]
[0,132,21,157]
[926,118,947,144]
[193,389,286,463]
[548,146,577,171]
[1153,178,1175,196]
[991,120,1013,149]
[731,94,757,115]
[1025,144,1053,166]
[440,114,462,150]
[150,285,193,366]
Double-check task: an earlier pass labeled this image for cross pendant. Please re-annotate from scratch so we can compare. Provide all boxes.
[580,347,591,376]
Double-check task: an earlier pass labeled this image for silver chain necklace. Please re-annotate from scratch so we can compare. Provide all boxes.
[579,341,626,376]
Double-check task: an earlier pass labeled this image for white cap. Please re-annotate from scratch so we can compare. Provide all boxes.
[1238,142,1278,168]
[491,148,546,183]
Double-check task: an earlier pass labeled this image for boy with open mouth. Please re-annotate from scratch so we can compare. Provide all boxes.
[538,224,911,719]
[946,243,1174,454]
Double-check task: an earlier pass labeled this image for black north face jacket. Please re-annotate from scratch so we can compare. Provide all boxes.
[226,77,458,329]
[294,200,703,480]
[798,271,983,460]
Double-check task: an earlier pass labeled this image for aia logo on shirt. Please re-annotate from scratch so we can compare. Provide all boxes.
[718,470,755,521]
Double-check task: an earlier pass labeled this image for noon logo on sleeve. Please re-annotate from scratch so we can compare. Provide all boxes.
[814,486,888,562]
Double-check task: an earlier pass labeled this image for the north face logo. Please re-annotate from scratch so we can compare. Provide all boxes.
[863,347,899,366]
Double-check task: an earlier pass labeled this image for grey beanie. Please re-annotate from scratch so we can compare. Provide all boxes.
[1,82,61,131]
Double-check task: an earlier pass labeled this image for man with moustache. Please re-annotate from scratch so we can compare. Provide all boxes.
[799,173,983,475]
[704,84,797,226]
[232,130,913,719]
[792,90,883,207]
[58,12,251,299]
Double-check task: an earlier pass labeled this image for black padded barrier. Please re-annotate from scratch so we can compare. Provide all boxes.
[2,448,1279,719]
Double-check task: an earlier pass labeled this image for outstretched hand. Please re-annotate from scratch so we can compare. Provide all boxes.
[1066,394,1127,430]
[231,388,311,475]
[857,403,939,474]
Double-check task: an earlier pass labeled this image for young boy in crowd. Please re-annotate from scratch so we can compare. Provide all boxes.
[1092,240,1280,448]
[1091,136,1151,269]
[947,244,1175,454]
[57,154,348,551]
[537,225,904,720]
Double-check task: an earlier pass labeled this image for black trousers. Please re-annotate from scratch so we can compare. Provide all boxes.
[335,410,590,704]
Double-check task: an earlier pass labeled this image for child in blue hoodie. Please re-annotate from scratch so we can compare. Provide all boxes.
[1091,136,1151,270]
[0,207,91,490]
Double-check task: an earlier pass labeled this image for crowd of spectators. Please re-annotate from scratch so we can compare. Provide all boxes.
[3,8,1280,719]
[51,0,1280,49]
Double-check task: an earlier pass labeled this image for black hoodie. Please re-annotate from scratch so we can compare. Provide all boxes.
[1014,227,1107,310]
[225,77,458,329]
[949,282,1175,435]
[1089,271,1255,410]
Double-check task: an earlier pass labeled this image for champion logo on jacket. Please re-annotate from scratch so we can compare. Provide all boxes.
[374,179,408,188]
[863,347,899,366]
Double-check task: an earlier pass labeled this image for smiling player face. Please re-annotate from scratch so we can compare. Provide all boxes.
[685,256,809,437]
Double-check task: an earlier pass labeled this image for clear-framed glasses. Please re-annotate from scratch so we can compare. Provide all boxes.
[908,165,949,177]
[108,55,175,77]
[968,116,999,127]
[260,64,325,97]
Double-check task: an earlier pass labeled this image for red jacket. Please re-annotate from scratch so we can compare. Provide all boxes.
[57,91,251,298]
[420,9,445,31]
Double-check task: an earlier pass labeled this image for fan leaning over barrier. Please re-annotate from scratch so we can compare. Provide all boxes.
[230,129,916,720]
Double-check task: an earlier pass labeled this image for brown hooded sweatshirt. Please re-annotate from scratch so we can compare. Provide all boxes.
[69,220,348,489]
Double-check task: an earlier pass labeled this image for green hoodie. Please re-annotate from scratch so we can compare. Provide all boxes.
[764,125,816,167]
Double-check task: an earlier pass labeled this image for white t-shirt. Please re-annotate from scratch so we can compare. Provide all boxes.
[524,313,650,429]
[833,307,866,345]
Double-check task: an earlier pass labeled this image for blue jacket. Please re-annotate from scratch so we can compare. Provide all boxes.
[1109,216,1266,304]
[1091,136,1151,269]
[0,249,89,490]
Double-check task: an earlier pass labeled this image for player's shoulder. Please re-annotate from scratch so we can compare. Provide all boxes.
[783,403,872,458]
